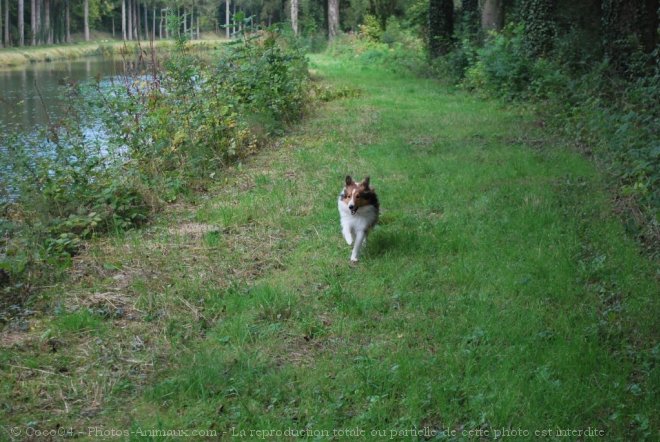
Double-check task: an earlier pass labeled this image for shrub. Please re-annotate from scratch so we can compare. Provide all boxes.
[464,24,534,99]
[0,29,310,292]
[359,15,383,42]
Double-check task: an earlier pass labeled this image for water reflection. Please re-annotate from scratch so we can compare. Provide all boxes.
[0,57,128,131]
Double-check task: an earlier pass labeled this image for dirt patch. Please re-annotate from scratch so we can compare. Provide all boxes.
[168,222,219,238]
[0,330,33,348]
[77,291,143,320]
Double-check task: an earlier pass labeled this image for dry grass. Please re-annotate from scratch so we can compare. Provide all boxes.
[0,38,227,67]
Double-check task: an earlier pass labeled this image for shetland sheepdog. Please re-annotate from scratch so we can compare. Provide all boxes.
[338,175,379,262]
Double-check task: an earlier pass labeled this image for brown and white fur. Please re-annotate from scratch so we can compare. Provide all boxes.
[338,176,379,262]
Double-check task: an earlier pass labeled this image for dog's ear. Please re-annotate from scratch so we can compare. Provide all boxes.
[362,176,370,188]
[345,175,354,186]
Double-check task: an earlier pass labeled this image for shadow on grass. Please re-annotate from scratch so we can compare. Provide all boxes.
[365,227,421,258]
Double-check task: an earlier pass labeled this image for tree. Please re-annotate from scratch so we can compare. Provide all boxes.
[225,0,229,37]
[290,0,297,35]
[44,0,50,43]
[3,0,9,45]
[127,0,132,38]
[327,0,338,38]
[30,0,35,44]
[428,0,452,58]
[368,0,402,30]
[18,0,25,45]
[121,0,125,38]
[84,0,89,40]
[520,0,555,56]
[65,0,70,41]
[602,0,659,60]
[481,0,503,31]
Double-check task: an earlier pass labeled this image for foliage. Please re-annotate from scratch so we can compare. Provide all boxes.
[519,0,556,57]
[429,19,659,252]
[0,29,309,293]
[330,31,424,76]
[427,0,453,58]
[214,32,309,133]
[358,15,383,42]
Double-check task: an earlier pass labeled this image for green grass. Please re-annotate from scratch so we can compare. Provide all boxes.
[1,53,657,440]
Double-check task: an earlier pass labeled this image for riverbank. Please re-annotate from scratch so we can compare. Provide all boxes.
[1,52,657,437]
[0,37,226,67]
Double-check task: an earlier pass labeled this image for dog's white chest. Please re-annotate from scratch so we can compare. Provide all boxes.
[338,198,378,262]
[338,200,378,230]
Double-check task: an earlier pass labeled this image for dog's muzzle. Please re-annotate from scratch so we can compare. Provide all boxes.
[349,205,357,215]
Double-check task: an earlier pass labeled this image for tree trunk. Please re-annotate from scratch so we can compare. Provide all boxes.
[122,0,126,40]
[290,0,298,35]
[481,0,503,32]
[83,0,89,41]
[0,0,3,47]
[65,0,70,42]
[327,0,338,39]
[428,0,453,58]
[127,0,132,39]
[641,0,659,52]
[18,0,25,45]
[152,5,155,40]
[190,9,194,39]
[35,0,40,42]
[225,0,229,38]
[133,0,138,39]
[44,0,50,44]
[143,2,147,39]
[30,0,35,44]
[136,0,141,39]
[4,0,9,46]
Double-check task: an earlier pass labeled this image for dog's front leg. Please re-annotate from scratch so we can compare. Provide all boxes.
[342,224,353,245]
[350,230,366,262]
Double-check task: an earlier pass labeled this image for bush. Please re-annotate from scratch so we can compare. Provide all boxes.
[0,29,310,292]
[428,37,478,82]
[464,24,534,99]
[359,15,383,42]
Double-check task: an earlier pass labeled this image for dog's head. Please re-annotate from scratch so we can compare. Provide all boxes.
[342,175,376,215]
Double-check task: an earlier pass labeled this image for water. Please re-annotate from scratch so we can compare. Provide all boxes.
[0,56,128,131]
[0,56,139,202]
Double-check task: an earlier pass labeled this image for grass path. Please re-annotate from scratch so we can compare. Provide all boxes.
[1,53,657,440]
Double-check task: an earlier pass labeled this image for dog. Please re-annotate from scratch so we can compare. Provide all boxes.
[338,175,379,262]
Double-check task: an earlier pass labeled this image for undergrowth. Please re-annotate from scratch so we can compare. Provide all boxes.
[0,27,309,304]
